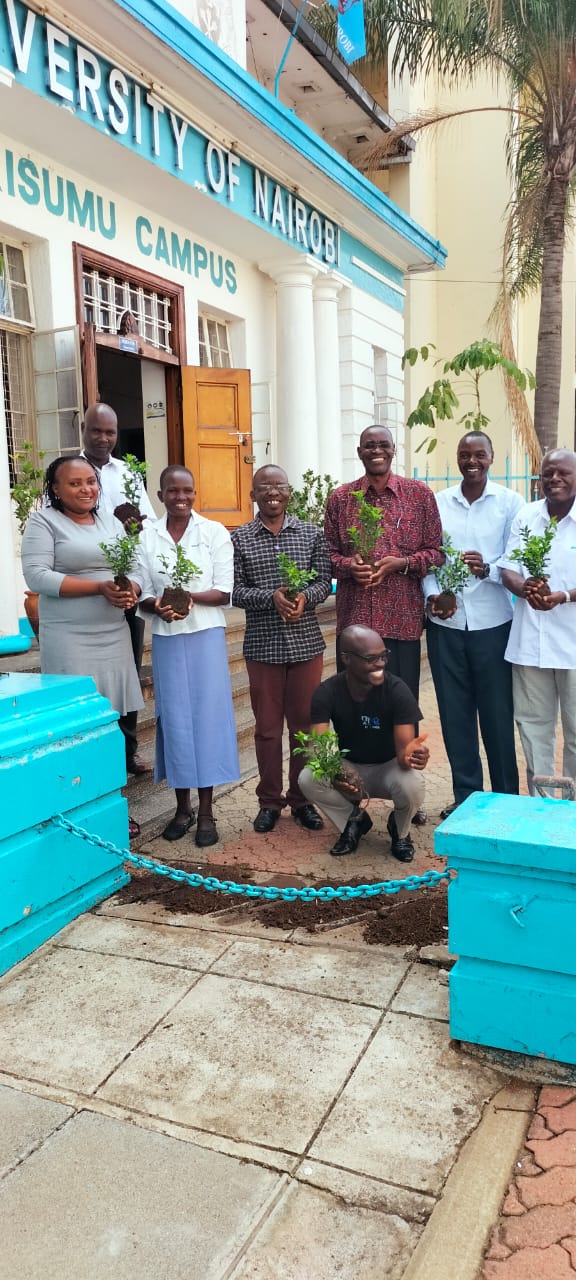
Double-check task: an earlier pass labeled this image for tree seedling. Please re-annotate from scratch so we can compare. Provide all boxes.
[10,441,46,534]
[99,522,141,592]
[277,552,318,601]
[346,490,386,568]
[287,470,337,525]
[158,543,200,615]
[509,519,557,595]
[294,729,367,804]
[114,454,150,525]
[433,533,471,611]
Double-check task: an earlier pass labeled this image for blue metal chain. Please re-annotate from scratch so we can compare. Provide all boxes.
[52,814,450,902]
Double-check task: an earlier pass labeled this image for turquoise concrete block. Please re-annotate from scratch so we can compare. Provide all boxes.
[435,792,576,1066]
[0,673,130,975]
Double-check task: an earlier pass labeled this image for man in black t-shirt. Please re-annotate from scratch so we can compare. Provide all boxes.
[299,625,430,861]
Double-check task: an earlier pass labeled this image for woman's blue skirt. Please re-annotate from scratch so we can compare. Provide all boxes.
[152,627,240,789]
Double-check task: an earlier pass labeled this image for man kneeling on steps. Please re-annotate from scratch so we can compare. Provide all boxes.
[298,625,430,861]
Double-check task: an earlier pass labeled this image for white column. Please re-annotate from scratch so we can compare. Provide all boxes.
[314,274,344,481]
[261,258,319,482]
[0,350,21,638]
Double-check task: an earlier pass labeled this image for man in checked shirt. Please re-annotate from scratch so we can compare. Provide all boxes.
[324,425,443,824]
[232,465,333,833]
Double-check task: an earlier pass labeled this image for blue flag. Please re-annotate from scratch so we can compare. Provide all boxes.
[326,0,366,65]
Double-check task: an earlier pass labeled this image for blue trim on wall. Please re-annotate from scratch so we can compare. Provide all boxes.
[113,0,446,269]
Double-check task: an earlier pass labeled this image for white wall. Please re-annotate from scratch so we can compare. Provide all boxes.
[338,286,405,481]
[170,0,247,68]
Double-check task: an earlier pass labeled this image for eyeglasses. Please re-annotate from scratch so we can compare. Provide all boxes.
[360,441,394,452]
[342,649,389,667]
[255,484,290,494]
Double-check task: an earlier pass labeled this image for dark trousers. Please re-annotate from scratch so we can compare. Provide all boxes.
[426,619,518,804]
[336,634,421,700]
[118,606,144,764]
[246,654,324,811]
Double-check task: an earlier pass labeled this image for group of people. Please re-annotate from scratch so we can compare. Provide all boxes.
[21,405,576,862]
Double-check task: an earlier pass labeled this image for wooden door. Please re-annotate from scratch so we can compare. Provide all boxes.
[182,367,253,529]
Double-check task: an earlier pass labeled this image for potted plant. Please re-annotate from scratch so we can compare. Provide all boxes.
[99,523,141,593]
[346,490,386,571]
[277,552,317,602]
[287,470,337,524]
[509,519,558,596]
[433,533,471,613]
[294,729,367,805]
[114,454,150,525]
[11,442,46,638]
[158,544,200,616]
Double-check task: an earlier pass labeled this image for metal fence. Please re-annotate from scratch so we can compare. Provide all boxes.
[413,455,540,502]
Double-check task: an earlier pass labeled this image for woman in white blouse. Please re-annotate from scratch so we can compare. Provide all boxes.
[134,465,239,845]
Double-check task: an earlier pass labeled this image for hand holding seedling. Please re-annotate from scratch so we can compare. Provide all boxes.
[523,585,566,612]
[154,594,193,622]
[99,580,137,609]
[427,593,458,619]
[462,550,486,577]
[370,555,407,586]
[273,588,305,622]
[403,732,429,771]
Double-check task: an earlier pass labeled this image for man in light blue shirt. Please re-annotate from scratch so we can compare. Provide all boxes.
[423,432,523,816]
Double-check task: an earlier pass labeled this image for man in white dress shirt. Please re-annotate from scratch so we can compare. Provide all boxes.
[82,402,156,775]
[500,449,576,793]
[423,432,523,817]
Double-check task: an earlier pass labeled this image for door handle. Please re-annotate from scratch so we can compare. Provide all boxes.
[244,454,256,463]
[228,431,252,441]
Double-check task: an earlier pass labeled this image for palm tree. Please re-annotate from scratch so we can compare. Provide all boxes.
[310,0,576,458]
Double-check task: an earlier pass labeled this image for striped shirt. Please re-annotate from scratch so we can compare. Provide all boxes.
[232,514,332,663]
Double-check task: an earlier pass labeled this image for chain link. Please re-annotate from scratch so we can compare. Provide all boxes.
[52,814,450,901]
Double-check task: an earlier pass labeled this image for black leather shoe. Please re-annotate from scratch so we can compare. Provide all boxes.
[292,805,324,831]
[253,807,280,834]
[387,811,415,863]
[330,807,373,856]
[440,802,459,821]
[195,817,219,847]
[127,753,153,776]
[412,806,428,826]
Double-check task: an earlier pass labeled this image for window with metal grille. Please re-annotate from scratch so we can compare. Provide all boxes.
[1,328,35,485]
[0,242,33,326]
[198,315,232,367]
[82,268,173,352]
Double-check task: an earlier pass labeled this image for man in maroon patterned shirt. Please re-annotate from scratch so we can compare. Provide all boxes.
[324,425,443,821]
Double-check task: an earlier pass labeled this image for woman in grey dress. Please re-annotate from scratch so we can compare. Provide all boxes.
[21,454,143,735]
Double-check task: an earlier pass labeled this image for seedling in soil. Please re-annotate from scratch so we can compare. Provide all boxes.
[509,519,557,593]
[295,730,367,804]
[158,543,200,615]
[10,441,46,534]
[346,491,386,567]
[433,533,471,611]
[277,552,317,601]
[99,522,141,592]
[114,454,150,525]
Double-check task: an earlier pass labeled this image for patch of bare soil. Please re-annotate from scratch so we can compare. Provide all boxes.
[364,885,448,947]
[118,862,254,915]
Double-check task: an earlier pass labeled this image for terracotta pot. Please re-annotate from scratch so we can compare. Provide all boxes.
[24,590,40,638]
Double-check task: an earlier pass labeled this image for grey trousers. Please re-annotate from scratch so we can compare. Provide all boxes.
[299,760,425,838]
[512,665,576,795]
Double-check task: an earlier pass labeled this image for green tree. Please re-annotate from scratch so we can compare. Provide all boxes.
[310,0,576,459]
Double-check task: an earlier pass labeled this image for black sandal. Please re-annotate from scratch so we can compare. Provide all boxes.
[195,816,219,848]
[162,813,195,842]
[128,816,140,838]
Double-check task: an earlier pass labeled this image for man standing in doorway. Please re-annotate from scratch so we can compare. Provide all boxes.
[232,464,332,833]
[324,425,443,823]
[423,432,523,817]
[500,449,576,793]
[82,402,155,776]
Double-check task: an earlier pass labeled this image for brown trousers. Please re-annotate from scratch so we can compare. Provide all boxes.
[246,654,324,811]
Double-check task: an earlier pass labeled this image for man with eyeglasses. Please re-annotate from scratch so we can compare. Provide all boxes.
[324,425,442,825]
[298,625,429,860]
[232,464,332,833]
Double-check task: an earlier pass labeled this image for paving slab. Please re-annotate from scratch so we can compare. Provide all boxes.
[0,1084,73,1177]
[96,896,293,941]
[0,947,197,1092]
[211,937,409,1007]
[295,1158,435,1222]
[392,964,450,1022]
[229,1180,417,1280]
[310,1010,504,1193]
[55,914,233,970]
[98,972,379,1152]
[0,1109,279,1280]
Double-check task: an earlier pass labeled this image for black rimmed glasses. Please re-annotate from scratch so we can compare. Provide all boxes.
[341,648,389,668]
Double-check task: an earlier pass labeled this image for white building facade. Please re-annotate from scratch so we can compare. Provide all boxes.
[0,0,445,641]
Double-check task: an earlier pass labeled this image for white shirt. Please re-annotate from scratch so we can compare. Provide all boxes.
[498,498,576,669]
[81,452,156,520]
[423,480,524,631]
[133,511,233,636]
